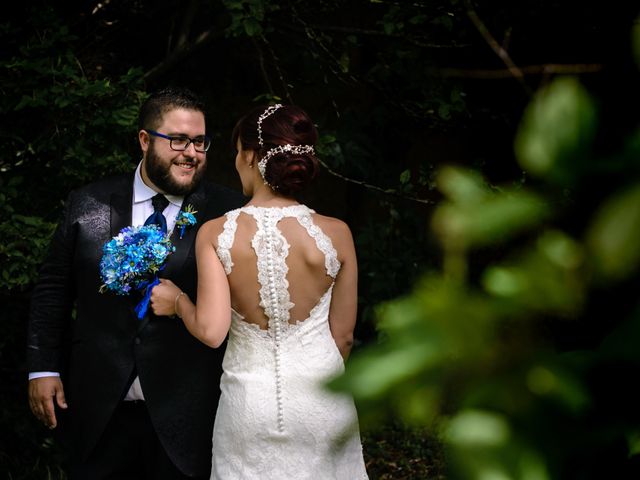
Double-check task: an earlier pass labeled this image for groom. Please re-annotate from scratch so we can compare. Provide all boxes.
[27,87,243,479]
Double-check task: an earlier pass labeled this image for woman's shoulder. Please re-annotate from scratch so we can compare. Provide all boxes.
[197,214,231,246]
[309,212,354,245]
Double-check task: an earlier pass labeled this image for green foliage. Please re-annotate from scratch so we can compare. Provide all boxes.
[0,6,146,291]
[222,0,280,37]
[0,175,56,290]
[586,183,640,281]
[332,67,640,478]
[515,77,598,186]
[2,1,638,477]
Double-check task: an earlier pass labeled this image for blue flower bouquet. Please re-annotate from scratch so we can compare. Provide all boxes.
[99,224,175,319]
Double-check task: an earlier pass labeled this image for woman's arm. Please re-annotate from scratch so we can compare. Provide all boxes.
[151,221,231,348]
[327,220,358,360]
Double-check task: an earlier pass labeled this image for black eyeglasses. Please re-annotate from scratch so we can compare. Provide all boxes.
[145,130,211,153]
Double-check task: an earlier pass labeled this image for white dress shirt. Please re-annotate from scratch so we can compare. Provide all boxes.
[30,162,184,403]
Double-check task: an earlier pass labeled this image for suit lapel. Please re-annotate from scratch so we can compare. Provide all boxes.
[110,179,133,237]
[161,183,207,280]
[108,177,139,322]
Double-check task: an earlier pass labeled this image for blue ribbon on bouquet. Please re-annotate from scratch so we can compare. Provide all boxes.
[134,276,161,319]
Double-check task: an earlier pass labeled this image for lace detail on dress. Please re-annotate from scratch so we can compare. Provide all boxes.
[211,204,369,478]
[214,205,347,435]
[244,206,300,432]
[250,209,295,330]
[216,209,241,275]
[297,212,341,278]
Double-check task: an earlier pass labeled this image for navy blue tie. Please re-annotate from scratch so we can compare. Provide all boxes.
[144,193,169,233]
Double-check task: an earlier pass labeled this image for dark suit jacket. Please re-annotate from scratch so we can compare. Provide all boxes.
[27,172,244,477]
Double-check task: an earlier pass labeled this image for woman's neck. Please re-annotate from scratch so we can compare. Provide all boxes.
[247,185,298,207]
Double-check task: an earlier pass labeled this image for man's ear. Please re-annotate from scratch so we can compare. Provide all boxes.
[139,130,150,153]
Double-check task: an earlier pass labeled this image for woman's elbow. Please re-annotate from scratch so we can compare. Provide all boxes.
[192,317,227,348]
[336,333,354,353]
[199,331,226,349]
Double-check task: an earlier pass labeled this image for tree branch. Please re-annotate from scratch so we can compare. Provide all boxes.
[176,0,200,48]
[144,29,219,83]
[290,24,472,49]
[435,63,603,78]
[251,36,276,97]
[316,158,435,205]
[465,1,533,95]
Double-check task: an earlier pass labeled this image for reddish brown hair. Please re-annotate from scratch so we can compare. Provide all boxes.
[232,105,319,196]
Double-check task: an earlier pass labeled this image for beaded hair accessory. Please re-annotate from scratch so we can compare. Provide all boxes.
[257,104,283,147]
[257,144,316,181]
[255,104,315,189]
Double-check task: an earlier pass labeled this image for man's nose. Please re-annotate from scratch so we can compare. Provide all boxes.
[183,142,198,158]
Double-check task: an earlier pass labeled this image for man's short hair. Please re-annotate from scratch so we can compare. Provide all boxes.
[138,87,206,131]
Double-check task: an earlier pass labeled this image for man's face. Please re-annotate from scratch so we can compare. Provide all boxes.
[141,108,208,196]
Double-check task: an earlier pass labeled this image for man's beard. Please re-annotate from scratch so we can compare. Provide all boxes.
[145,145,206,196]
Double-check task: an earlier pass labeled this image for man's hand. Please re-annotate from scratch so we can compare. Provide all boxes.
[28,376,67,429]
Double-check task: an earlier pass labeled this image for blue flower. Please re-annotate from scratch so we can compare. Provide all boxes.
[98,225,176,306]
[175,204,198,239]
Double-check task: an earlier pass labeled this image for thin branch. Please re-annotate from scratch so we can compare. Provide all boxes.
[316,158,435,205]
[260,34,294,104]
[297,24,472,49]
[176,0,200,48]
[436,63,603,79]
[465,1,532,95]
[251,36,276,97]
[144,29,219,82]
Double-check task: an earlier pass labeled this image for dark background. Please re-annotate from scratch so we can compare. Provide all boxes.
[2,0,639,478]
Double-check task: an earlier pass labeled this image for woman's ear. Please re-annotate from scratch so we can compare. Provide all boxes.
[246,150,257,168]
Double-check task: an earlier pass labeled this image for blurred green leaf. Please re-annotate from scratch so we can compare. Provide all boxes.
[515,77,597,185]
[437,166,488,203]
[243,18,262,36]
[526,363,589,413]
[482,230,585,315]
[445,410,510,447]
[433,187,547,250]
[586,183,640,280]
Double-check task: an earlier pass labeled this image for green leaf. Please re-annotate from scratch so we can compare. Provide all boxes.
[339,51,350,73]
[436,166,488,203]
[12,214,45,227]
[482,230,585,314]
[445,410,510,447]
[437,103,451,120]
[586,183,640,280]
[243,18,262,36]
[515,77,597,185]
[433,187,547,249]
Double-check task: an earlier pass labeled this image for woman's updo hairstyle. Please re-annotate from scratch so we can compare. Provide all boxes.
[232,104,319,196]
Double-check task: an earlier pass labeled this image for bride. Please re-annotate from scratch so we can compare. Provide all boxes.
[150,104,368,479]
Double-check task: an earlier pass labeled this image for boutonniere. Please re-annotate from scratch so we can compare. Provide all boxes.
[99,225,175,319]
[175,204,198,239]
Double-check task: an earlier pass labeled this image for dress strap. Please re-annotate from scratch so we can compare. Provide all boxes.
[296,212,341,279]
[216,209,241,275]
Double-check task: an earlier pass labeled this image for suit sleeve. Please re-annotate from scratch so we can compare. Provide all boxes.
[27,190,79,373]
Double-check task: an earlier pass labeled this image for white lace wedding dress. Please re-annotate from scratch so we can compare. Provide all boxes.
[211,205,368,480]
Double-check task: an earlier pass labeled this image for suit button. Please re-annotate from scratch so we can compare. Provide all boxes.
[135,337,141,345]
